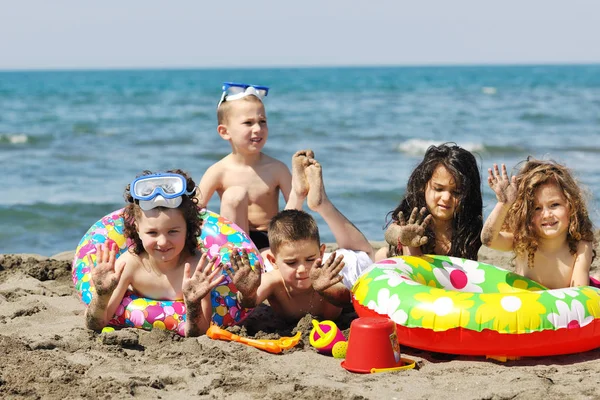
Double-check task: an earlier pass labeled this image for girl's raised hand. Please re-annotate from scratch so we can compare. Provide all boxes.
[385,207,432,248]
[225,249,262,298]
[310,252,345,293]
[488,163,518,205]
[89,243,124,296]
[182,253,225,304]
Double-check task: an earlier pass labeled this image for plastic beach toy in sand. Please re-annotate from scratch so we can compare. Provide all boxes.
[341,317,416,374]
[206,325,301,354]
[309,319,346,357]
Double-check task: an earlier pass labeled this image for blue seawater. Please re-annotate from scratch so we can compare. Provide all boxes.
[1,65,599,255]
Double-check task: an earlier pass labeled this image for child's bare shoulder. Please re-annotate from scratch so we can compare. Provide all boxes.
[259,155,291,184]
[182,251,202,270]
[205,156,232,174]
[117,251,144,279]
[262,269,284,286]
[260,154,287,168]
[260,270,286,296]
[577,240,594,255]
[118,250,139,268]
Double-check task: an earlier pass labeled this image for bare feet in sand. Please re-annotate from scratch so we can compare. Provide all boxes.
[291,149,314,199]
[306,158,328,211]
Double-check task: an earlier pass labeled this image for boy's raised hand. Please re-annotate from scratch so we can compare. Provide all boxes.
[182,253,225,304]
[226,249,262,299]
[488,163,518,205]
[89,243,124,296]
[385,207,432,248]
[310,252,345,293]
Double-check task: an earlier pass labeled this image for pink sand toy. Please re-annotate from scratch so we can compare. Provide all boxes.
[309,319,346,356]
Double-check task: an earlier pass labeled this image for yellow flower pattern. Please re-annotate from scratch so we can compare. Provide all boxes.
[412,272,438,288]
[476,292,546,333]
[410,289,474,331]
[403,255,435,271]
[352,277,373,304]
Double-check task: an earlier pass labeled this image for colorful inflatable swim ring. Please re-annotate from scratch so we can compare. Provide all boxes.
[351,255,600,357]
[72,209,262,336]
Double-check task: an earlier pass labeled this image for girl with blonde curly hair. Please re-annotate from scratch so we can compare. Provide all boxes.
[481,158,597,289]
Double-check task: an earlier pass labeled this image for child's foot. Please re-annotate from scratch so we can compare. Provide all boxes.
[291,149,314,199]
[306,158,328,211]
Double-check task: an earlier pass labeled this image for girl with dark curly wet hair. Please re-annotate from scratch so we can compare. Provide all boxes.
[85,169,225,337]
[375,143,483,261]
[482,159,597,289]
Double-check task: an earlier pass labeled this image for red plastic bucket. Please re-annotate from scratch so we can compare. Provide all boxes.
[341,317,402,373]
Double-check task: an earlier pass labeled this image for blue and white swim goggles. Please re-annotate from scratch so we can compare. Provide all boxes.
[217,82,269,109]
[130,173,196,211]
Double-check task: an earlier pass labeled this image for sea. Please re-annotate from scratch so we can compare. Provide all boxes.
[1,65,600,256]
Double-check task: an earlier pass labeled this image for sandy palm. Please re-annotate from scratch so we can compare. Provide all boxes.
[227,249,261,298]
[310,252,344,292]
[488,164,517,204]
[182,254,224,304]
[89,243,122,296]
[385,207,432,248]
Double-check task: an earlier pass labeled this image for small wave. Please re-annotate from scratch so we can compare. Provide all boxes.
[396,139,529,156]
[555,145,600,154]
[396,139,485,155]
[189,110,212,119]
[481,86,497,95]
[136,137,195,147]
[0,133,29,144]
[519,112,577,125]
[72,123,97,135]
[482,144,529,155]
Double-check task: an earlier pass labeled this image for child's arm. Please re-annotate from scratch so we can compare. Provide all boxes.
[197,164,222,208]
[309,252,350,306]
[84,243,128,331]
[481,164,518,251]
[374,246,391,261]
[276,161,292,204]
[571,240,594,287]
[182,254,225,336]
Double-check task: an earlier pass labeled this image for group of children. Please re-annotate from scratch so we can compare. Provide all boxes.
[85,82,598,336]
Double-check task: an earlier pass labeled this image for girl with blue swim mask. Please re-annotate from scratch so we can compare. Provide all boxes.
[85,169,225,337]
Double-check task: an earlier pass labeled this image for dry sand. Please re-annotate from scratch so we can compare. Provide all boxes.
[1,240,600,400]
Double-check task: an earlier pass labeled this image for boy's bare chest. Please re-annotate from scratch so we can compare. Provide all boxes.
[221,169,278,196]
[272,289,328,319]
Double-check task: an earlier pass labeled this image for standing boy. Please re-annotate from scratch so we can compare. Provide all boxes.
[198,83,292,251]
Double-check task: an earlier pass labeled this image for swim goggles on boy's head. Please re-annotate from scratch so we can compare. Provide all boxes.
[130,173,196,211]
[217,82,269,109]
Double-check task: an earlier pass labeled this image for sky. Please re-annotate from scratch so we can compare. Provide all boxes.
[1,0,599,70]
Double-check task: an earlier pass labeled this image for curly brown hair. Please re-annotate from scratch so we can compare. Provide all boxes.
[505,158,596,268]
[122,169,202,255]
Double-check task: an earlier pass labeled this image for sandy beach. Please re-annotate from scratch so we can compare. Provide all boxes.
[1,240,600,400]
